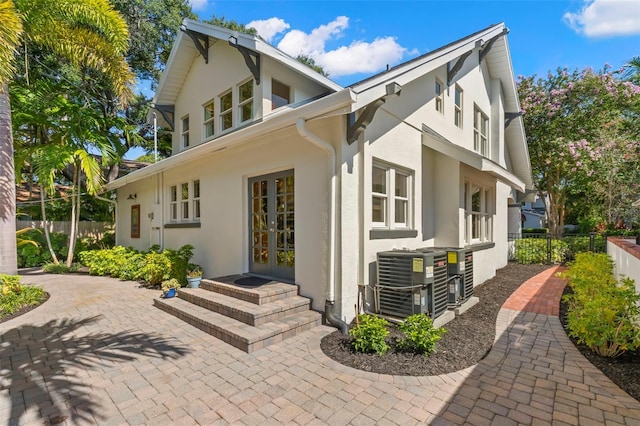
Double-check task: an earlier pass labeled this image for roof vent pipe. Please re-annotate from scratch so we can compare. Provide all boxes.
[296,118,348,335]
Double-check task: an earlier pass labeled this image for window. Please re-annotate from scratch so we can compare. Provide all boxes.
[203,101,215,138]
[474,106,489,156]
[464,182,492,243]
[181,116,190,148]
[272,79,290,110]
[238,80,254,123]
[193,180,200,220]
[181,183,189,219]
[170,185,178,221]
[220,90,233,131]
[435,78,444,113]
[454,85,463,128]
[372,162,413,229]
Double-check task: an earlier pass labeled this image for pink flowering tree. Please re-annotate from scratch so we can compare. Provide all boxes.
[518,66,640,237]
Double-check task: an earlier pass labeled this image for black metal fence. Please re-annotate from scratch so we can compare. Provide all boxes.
[507,233,607,264]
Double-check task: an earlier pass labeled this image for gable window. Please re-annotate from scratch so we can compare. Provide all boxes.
[181,116,190,148]
[372,161,413,229]
[239,80,254,123]
[474,106,489,156]
[464,182,492,243]
[272,79,290,110]
[220,90,233,131]
[454,85,463,128]
[435,78,444,114]
[203,101,215,139]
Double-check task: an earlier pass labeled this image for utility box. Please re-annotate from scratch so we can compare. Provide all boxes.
[376,250,448,319]
[419,247,474,307]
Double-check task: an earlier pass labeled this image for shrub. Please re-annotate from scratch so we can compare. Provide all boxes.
[514,238,568,264]
[563,253,640,358]
[349,314,390,355]
[396,314,446,355]
[42,263,79,274]
[0,274,47,318]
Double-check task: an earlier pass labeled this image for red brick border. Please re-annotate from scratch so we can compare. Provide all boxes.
[608,237,640,260]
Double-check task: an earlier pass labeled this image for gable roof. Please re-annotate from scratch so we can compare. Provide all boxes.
[153,19,343,107]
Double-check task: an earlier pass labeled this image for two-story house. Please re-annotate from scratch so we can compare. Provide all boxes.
[106,19,532,349]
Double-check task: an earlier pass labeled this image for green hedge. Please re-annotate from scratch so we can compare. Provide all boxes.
[79,244,195,286]
[514,238,568,264]
[562,253,640,358]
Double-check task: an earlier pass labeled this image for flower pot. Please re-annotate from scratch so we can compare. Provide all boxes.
[163,288,176,298]
[187,277,201,288]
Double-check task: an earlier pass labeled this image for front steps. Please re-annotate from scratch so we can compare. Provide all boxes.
[153,276,322,353]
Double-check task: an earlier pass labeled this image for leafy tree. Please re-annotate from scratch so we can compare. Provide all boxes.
[296,55,329,77]
[518,67,640,237]
[204,15,259,36]
[0,0,133,273]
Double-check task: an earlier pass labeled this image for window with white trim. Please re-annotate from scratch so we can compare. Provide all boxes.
[181,182,189,219]
[181,116,190,148]
[203,101,215,139]
[464,182,492,243]
[170,185,178,221]
[473,105,489,156]
[435,78,444,113]
[454,85,463,128]
[193,180,200,220]
[238,80,253,123]
[220,90,233,131]
[272,79,290,110]
[372,162,413,229]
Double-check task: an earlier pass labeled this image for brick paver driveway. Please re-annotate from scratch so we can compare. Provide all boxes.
[2,268,639,425]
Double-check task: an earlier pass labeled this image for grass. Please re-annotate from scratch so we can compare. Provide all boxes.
[0,274,47,319]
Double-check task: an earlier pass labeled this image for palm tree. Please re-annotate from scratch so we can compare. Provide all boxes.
[0,0,133,274]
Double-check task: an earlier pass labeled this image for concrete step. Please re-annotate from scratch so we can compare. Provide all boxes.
[200,278,298,305]
[154,296,322,353]
[177,288,312,326]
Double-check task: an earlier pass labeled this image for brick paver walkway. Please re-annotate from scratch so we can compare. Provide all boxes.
[1,268,639,425]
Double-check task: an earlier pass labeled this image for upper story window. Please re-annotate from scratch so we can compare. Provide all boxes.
[372,161,413,229]
[272,79,291,110]
[220,90,233,131]
[238,80,254,123]
[203,101,215,139]
[435,78,444,114]
[464,181,492,243]
[170,180,200,222]
[454,85,463,128]
[473,106,489,156]
[181,116,190,148]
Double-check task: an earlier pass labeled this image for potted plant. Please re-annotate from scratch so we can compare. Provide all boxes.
[186,264,203,288]
[161,278,180,298]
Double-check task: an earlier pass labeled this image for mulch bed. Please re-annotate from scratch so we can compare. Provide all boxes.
[320,263,548,375]
[321,263,640,403]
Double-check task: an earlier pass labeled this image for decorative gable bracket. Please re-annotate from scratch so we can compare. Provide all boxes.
[347,82,401,144]
[180,26,209,64]
[153,104,175,131]
[505,111,522,128]
[479,28,509,63]
[228,36,261,85]
[447,40,481,86]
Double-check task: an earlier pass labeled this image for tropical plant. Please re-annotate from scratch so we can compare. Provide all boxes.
[161,278,181,292]
[0,0,134,274]
[0,274,47,318]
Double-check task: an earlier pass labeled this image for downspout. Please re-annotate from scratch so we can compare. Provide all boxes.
[95,194,118,246]
[296,118,348,335]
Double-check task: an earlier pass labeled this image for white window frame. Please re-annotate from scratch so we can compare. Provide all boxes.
[271,79,290,110]
[193,180,200,220]
[454,85,463,128]
[170,181,200,222]
[181,115,190,148]
[464,181,493,244]
[372,161,413,230]
[238,79,254,123]
[170,185,178,221]
[435,78,444,114]
[203,101,215,139]
[181,182,189,220]
[473,105,489,156]
[220,90,233,132]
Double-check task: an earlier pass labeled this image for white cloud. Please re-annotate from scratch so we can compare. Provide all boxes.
[247,18,290,43]
[275,16,412,78]
[563,0,640,37]
[189,0,208,11]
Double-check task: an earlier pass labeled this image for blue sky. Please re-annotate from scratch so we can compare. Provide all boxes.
[186,0,639,86]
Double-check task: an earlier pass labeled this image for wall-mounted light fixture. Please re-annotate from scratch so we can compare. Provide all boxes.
[127,193,137,200]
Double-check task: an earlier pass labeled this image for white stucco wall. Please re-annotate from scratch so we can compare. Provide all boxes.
[607,239,640,293]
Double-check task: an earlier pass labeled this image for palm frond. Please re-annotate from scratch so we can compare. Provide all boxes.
[0,0,23,87]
